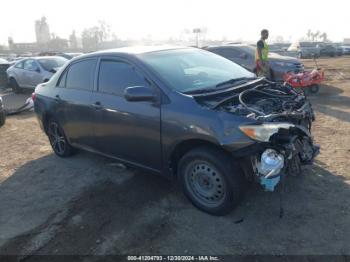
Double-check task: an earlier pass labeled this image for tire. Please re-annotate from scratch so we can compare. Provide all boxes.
[0,111,5,127]
[309,84,319,94]
[47,119,75,157]
[178,146,245,216]
[9,78,22,94]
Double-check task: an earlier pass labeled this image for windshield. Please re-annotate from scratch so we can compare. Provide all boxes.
[38,57,67,71]
[140,48,255,93]
[237,45,255,55]
[300,42,317,47]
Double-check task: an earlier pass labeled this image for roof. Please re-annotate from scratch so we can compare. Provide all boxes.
[14,56,67,60]
[95,45,189,55]
[205,43,254,49]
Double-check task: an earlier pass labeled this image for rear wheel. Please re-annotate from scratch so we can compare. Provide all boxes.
[0,111,5,127]
[178,146,245,216]
[47,119,75,157]
[309,84,320,94]
[9,78,22,94]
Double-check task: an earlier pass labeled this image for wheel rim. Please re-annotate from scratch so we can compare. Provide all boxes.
[310,85,319,93]
[185,161,226,208]
[48,122,66,155]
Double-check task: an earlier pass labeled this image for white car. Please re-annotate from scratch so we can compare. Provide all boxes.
[6,56,67,93]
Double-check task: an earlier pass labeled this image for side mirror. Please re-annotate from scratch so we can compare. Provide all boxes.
[35,68,41,73]
[124,86,156,102]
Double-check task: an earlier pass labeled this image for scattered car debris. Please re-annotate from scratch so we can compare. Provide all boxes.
[6,96,34,116]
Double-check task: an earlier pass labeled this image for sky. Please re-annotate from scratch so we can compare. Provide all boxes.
[0,0,349,45]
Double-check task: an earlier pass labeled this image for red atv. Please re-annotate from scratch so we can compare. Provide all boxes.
[283,58,325,94]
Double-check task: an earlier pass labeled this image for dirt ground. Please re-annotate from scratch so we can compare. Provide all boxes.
[0,57,349,258]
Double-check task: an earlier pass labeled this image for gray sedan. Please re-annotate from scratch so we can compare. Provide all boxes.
[6,56,67,93]
[204,44,304,81]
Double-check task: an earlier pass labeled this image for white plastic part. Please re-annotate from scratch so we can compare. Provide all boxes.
[257,149,284,178]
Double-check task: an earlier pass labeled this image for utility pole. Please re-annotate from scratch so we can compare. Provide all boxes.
[193,28,201,47]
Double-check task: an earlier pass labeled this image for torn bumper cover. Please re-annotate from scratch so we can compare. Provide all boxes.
[239,123,320,191]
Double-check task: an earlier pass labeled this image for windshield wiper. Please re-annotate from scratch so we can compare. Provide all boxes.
[183,77,258,95]
[184,87,224,95]
[215,77,257,88]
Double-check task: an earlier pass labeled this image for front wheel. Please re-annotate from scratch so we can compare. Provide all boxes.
[47,119,75,157]
[178,146,245,216]
[309,84,320,94]
[9,78,22,94]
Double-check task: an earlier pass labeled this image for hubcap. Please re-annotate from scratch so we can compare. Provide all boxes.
[185,161,226,207]
[48,122,66,155]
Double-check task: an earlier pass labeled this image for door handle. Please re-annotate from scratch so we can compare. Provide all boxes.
[92,101,103,110]
[54,94,61,102]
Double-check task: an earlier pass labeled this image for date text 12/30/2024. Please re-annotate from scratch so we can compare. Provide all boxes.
[127,256,220,261]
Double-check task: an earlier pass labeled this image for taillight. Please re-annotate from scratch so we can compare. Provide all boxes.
[31,92,36,101]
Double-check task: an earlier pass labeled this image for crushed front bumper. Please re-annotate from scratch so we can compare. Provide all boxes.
[239,125,320,192]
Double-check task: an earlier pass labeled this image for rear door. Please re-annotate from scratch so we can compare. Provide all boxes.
[13,60,26,87]
[54,58,97,148]
[23,59,41,88]
[91,57,161,171]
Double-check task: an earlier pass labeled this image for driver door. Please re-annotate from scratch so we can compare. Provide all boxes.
[91,58,161,171]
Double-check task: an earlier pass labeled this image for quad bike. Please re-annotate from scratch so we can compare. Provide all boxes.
[283,57,325,94]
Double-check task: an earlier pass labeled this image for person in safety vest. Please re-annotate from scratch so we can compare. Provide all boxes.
[256,29,271,79]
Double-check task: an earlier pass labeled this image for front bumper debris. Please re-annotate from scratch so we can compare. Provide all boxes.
[252,129,319,192]
[257,149,284,191]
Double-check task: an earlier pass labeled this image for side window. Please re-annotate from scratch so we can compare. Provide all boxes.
[66,59,96,90]
[207,48,220,55]
[238,50,249,59]
[98,60,149,96]
[15,61,24,69]
[56,70,67,88]
[221,48,241,59]
[23,59,39,71]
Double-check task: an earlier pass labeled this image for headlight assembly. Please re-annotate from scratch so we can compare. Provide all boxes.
[273,61,294,67]
[239,123,295,142]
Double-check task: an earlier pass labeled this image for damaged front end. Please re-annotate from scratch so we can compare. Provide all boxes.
[240,123,319,191]
[194,78,320,191]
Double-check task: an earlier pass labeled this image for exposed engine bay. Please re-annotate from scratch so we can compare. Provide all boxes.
[195,78,314,128]
[193,78,320,192]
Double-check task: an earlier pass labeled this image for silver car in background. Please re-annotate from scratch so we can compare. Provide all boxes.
[288,42,321,59]
[6,56,67,93]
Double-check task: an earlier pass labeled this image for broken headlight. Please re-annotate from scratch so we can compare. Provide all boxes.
[239,123,295,142]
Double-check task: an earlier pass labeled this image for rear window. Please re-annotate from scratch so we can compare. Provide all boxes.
[38,57,67,71]
[300,42,316,47]
[66,59,96,90]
